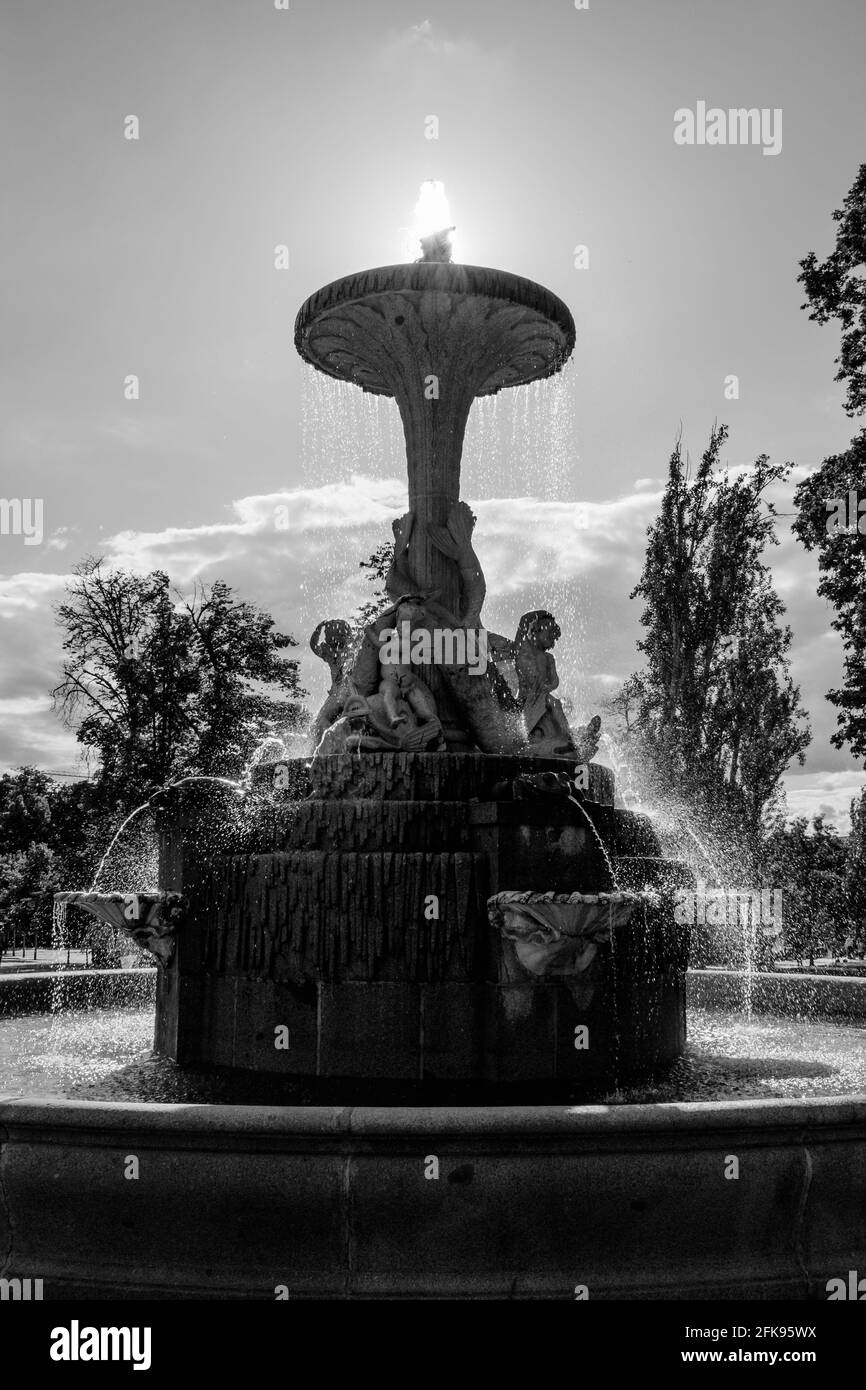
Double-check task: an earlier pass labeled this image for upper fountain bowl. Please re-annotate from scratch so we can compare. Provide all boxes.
[294,262,576,398]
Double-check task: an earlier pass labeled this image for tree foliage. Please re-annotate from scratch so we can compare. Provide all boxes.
[353,541,394,634]
[761,812,857,964]
[0,766,54,852]
[616,425,810,833]
[798,162,866,418]
[793,432,866,762]
[53,559,307,798]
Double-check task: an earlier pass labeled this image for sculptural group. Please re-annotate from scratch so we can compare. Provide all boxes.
[309,504,602,766]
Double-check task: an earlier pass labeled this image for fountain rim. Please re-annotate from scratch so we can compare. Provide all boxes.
[3,1091,861,1301]
[294,261,576,396]
[3,1093,866,1134]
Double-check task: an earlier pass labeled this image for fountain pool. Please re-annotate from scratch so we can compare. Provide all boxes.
[4,998,866,1106]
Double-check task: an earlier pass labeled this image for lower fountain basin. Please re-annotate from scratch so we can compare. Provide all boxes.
[3,989,866,1298]
[1,1089,863,1299]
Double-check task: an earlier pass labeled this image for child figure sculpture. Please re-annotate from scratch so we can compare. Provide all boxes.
[377,597,445,749]
[310,618,353,746]
[514,610,576,757]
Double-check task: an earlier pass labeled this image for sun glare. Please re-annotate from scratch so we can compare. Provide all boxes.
[400,180,460,262]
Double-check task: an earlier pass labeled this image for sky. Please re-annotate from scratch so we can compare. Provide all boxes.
[1,0,865,826]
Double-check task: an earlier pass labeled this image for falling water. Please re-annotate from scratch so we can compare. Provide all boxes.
[168,775,243,794]
[51,899,69,978]
[89,776,245,892]
[301,368,403,487]
[678,825,757,1019]
[297,366,408,646]
[741,897,756,1021]
[462,359,577,501]
[246,737,288,769]
[89,803,155,892]
[461,361,590,711]
[599,731,641,812]
[52,898,67,942]
[568,794,620,891]
[681,824,724,887]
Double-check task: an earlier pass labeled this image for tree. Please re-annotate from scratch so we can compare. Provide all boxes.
[53,562,194,794]
[178,579,307,776]
[798,163,866,418]
[53,558,306,799]
[0,843,62,956]
[0,767,54,852]
[792,432,866,761]
[793,167,866,762]
[618,425,810,836]
[762,813,851,965]
[353,541,394,633]
[845,790,866,951]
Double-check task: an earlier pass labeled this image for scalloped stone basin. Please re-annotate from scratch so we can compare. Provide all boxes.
[54,891,185,964]
[294,262,575,397]
[490,889,646,980]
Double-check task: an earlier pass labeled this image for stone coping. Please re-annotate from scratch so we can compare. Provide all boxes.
[0,966,155,987]
[692,967,866,989]
[0,967,156,1018]
[2,1093,865,1137]
[689,967,866,1021]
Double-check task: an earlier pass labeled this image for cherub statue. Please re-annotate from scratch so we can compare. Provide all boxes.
[377,596,441,730]
[514,610,576,757]
[310,618,353,746]
[310,595,446,755]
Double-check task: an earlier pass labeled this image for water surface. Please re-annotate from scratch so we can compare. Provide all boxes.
[2,1004,865,1105]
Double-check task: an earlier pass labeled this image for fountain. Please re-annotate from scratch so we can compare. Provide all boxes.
[2,196,865,1299]
[46,215,687,1091]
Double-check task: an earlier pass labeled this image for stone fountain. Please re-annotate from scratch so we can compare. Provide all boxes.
[60,230,689,1093]
[12,216,862,1301]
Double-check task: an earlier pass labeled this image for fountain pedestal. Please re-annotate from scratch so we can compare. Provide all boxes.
[153,755,689,1091]
[295,263,574,611]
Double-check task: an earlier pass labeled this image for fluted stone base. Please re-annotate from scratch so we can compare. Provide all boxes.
[156,753,689,1089]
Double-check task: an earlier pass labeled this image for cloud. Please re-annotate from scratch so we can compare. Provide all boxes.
[378,18,507,81]
[0,695,54,718]
[0,572,80,771]
[0,470,861,813]
[781,770,866,833]
[0,571,67,616]
[0,480,653,771]
[382,19,477,62]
